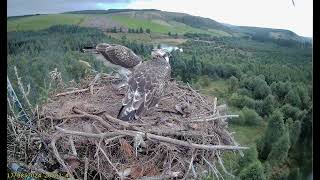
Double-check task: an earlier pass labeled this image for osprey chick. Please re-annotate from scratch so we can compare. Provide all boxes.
[82,43,143,88]
[118,49,171,121]
[82,43,142,70]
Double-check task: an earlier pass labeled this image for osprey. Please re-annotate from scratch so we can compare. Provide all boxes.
[82,43,142,69]
[81,43,143,87]
[118,49,171,121]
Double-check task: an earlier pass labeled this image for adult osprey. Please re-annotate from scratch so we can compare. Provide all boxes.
[118,49,171,121]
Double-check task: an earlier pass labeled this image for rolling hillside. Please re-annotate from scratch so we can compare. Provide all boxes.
[7,14,85,32]
[7,9,310,43]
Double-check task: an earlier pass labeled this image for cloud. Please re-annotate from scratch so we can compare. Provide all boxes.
[7,0,132,16]
[127,0,312,37]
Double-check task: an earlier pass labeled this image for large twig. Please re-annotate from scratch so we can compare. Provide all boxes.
[89,73,102,95]
[69,136,77,156]
[55,88,90,97]
[84,157,89,180]
[97,144,122,179]
[182,152,196,180]
[216,153,235,178]
[72,107,115,130]
[187,115,239,123]
[14,66,33,111]
[55,126,118,138]
[187,83,212,111]
[55,126,249,151]
[50,134,75,180]
[202,155,219,179]
[223,129,244,157]
[138,172,181,180]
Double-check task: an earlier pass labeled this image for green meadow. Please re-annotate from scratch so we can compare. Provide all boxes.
[7,14,85,32]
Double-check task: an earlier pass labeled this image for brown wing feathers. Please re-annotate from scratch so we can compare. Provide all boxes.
[118,62,165,121]
[92,44,142,69]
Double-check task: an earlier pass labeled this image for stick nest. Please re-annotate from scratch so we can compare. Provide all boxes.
[11,74,246,180]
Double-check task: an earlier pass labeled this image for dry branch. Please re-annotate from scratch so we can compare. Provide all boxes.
[55,88,91,97]
[50,134,75,179]
[55,126,248,151]
[187,114,239,123]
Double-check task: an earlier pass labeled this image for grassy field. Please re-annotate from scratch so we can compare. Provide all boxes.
[198,79,230,103]
[229,123,266,146]
[7,14,85,32]
[208,28,232,37]
[110,14,177,34]
[109,14,226,36]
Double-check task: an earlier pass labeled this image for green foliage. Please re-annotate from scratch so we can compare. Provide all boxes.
[296,85,311,109]
[184,32,212,39]
[238,107,263,126]
[285,88,302,107]
[229,93,255,110]
[238,145,259,169]
[296,106,312,177]
[258,110,286,160]
[262,162,272,180]
[228,76,239,92]
[271,81,291,101]
[267,130,290,165]
[288,168,301,180]
[261,94,275,116]
[197,75,211,87]
[280,103,301,120]
[241,76,271,99]
[239,161,266,180]
[286,118,301,147]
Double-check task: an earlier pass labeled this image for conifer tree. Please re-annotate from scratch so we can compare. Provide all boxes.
[267,130,290,166]
[239,161,266,180]
[258,110,286,160]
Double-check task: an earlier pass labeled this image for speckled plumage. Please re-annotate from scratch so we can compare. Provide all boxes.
[118,51,171,121]
[95,43,142,70]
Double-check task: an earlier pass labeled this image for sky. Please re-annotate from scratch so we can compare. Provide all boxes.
[7,0,313,37]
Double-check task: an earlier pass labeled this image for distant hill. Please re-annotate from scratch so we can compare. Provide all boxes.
[63,9,160,14]
[7,9,310,44]
[7,14,44,20]
[228,25,311,43]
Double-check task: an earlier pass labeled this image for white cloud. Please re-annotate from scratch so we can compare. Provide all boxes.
[126,0,313,37]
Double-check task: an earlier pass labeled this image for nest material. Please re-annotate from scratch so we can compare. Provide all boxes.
[19,74,246,180]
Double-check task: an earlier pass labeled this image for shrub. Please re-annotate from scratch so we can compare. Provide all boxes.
[239,161,266,180]
[267,130,290,166]
[238,107,263,126]
[258,110,286,160]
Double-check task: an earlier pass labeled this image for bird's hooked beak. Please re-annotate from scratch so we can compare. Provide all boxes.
[81,47,99,54]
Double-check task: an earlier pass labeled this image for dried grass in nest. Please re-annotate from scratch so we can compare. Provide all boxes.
[11,73,248,180]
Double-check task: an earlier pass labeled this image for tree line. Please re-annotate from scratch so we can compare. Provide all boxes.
[106,26,151,34]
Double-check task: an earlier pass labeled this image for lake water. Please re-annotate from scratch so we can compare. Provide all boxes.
[157,44,183,52]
